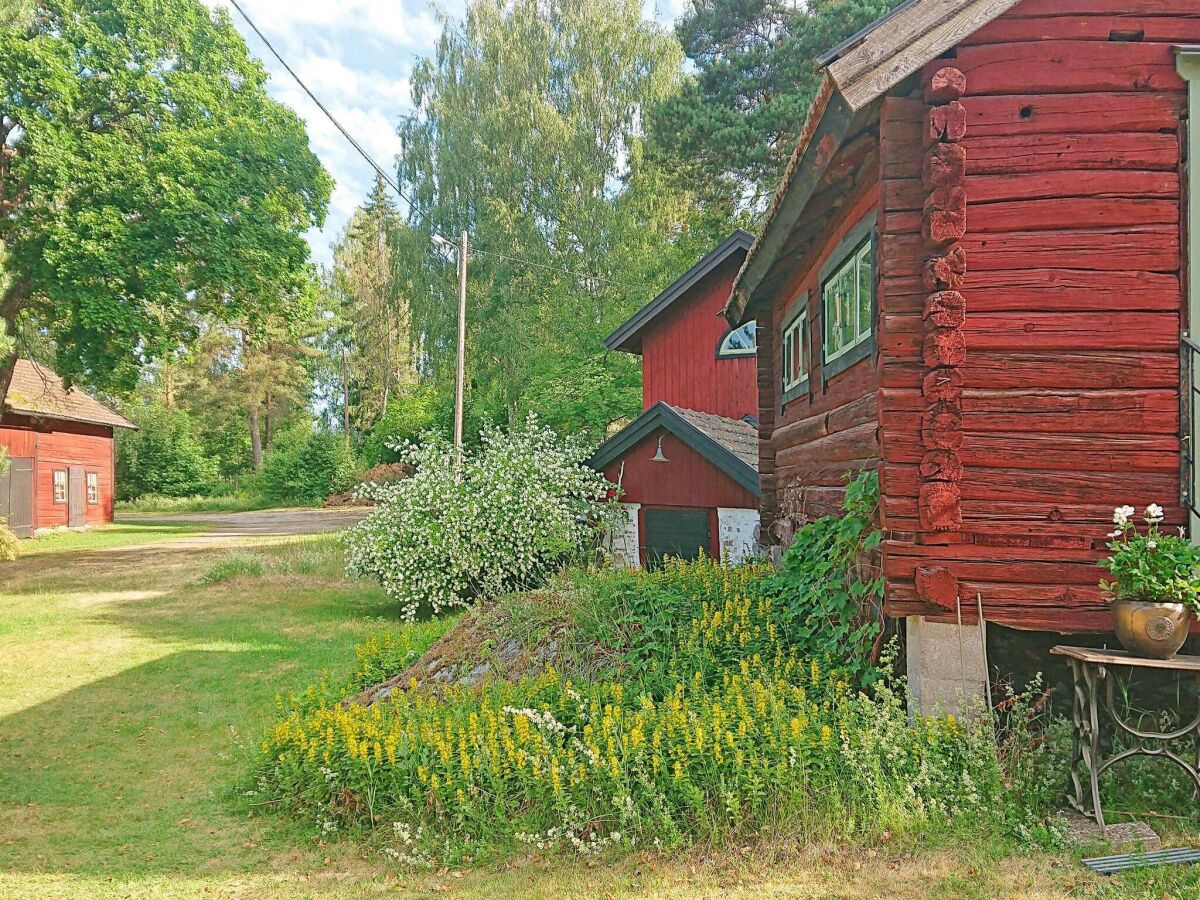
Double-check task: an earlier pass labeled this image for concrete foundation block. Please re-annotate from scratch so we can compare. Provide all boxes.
[907,615,988,717]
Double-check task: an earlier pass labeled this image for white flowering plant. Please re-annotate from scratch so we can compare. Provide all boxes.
[1099,503,1200,614]
[344,415,618,620]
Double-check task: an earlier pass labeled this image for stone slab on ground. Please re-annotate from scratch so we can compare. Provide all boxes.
[1057,811,1161,853]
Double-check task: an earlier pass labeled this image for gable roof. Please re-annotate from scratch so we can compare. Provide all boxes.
[588,401,760,497]
[727,0,1021,322]
[4,359,137,430]
[605,230,754,354]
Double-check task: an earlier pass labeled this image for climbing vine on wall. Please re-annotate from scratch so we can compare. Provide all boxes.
[761,470,884,685]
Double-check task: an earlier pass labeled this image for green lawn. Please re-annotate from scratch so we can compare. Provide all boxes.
[1,526,1197,898]
[15,522,206,558]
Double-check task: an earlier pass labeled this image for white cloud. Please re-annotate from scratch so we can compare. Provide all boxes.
[204,0,679,265]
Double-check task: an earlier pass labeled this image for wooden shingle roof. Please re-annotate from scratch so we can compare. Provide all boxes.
[4,359,137,430]
[727,0,1022,321]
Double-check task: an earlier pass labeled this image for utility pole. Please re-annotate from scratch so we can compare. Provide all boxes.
[453,230,468,461]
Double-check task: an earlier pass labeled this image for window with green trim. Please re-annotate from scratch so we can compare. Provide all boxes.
[821,234,874,366]
[781,309,807,398]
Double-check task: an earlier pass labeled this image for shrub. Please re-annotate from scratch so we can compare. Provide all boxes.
[0,518,17,561]
[344,416,617,620]
[254,425,358,506]
[115,401,221,499]
[362,386,440,466]
[253,559,1001,863]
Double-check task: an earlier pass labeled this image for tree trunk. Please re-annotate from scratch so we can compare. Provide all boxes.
[341,347,352,440]
[263,391,273,450]
[249,405,263,470]
[0,279,31,414]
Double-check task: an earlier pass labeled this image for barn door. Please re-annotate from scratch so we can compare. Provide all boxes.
[0,457,34,538]
[643,508,711,568]
[68,465,85,527]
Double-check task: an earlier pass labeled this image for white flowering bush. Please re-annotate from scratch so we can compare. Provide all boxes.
[344,416,617,620]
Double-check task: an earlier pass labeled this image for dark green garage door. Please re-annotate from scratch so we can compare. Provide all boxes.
[643,508,711,568]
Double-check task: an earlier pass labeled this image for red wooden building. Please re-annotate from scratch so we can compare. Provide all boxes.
[591,230,762,565]
[0,359,136,536]
[723,0,1200,707]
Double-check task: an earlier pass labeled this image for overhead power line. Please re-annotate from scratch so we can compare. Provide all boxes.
[225,0,651,292]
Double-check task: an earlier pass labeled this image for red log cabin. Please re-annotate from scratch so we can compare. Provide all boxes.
[0,359,136,537]
[591,230,762,566]
[723,0,1200,708]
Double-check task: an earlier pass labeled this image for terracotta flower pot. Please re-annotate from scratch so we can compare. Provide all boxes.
[1111,598,1191,660]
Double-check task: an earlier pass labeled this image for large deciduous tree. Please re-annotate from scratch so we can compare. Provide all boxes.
[395,0,734,439]
[0,0,331,410]
[648,0,905,209]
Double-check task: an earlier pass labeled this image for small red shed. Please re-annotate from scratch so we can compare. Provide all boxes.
[724,0,1200,708]
[592,231,762,565]
[0,359,136,536]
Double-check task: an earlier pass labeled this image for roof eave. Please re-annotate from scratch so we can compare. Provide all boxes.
[5,406,137,431]
[726,80,854,323]
[604,229,755,354]
[589,402,760,497]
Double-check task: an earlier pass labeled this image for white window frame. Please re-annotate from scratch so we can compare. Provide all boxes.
[86,472,99,505]
[780,292,809,408]
[717,320,757,358]
[53,469,68,504]
[821,235,874,366]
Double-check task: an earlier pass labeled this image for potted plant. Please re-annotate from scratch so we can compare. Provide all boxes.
[1099,504,1200,659]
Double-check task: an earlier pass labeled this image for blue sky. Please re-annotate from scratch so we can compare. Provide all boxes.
[203,0,688,268]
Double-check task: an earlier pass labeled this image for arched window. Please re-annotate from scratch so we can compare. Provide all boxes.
[717,320,757,358]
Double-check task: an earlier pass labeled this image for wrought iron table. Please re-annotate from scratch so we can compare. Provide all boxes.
[1050,646,1200,828]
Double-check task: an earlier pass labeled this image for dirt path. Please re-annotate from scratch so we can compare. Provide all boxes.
[118,507,369,545]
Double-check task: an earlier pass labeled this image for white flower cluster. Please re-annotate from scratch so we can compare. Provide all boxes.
[1108,502,1166,538]
[515,805,623,855]
[502,706,575,735]
[344,415,618,620]
[381,822,435,869]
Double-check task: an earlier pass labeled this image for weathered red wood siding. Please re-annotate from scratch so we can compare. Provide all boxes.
[878,0,1196,632]
[762,182,882,540]
[603,430,757,513]
[0,413,117,529]
[640,256,758,420]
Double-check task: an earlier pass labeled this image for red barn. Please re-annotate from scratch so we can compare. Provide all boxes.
[0,359,136,536]
[725,0,1200,709]
[591,230,761,566]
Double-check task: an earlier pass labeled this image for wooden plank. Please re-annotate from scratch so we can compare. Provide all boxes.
[964,15,1200,45]
[883,496,1184,528]
[925,41,1184,96]
[965,133,1179,176]
[829,0,1025,111]
[884,388,1179,434]
[885,430,1179,472]
[965,91,1184,138]
[886,171,1180,213]
[882,312,1178,352]
[1051,646,1200,672]
[970,198,1177,232]
[1007,0,1200,17]
[776,421,878,471]
[966,226,1180,273]
[883,463,1177,504]
[964,269,1180,313]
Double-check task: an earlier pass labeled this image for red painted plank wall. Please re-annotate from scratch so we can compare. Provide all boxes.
[877,0,1197,632]
[0,414,116,529]
[602,430,757,512]
[639,256,759,420]
[762,182,882,537]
